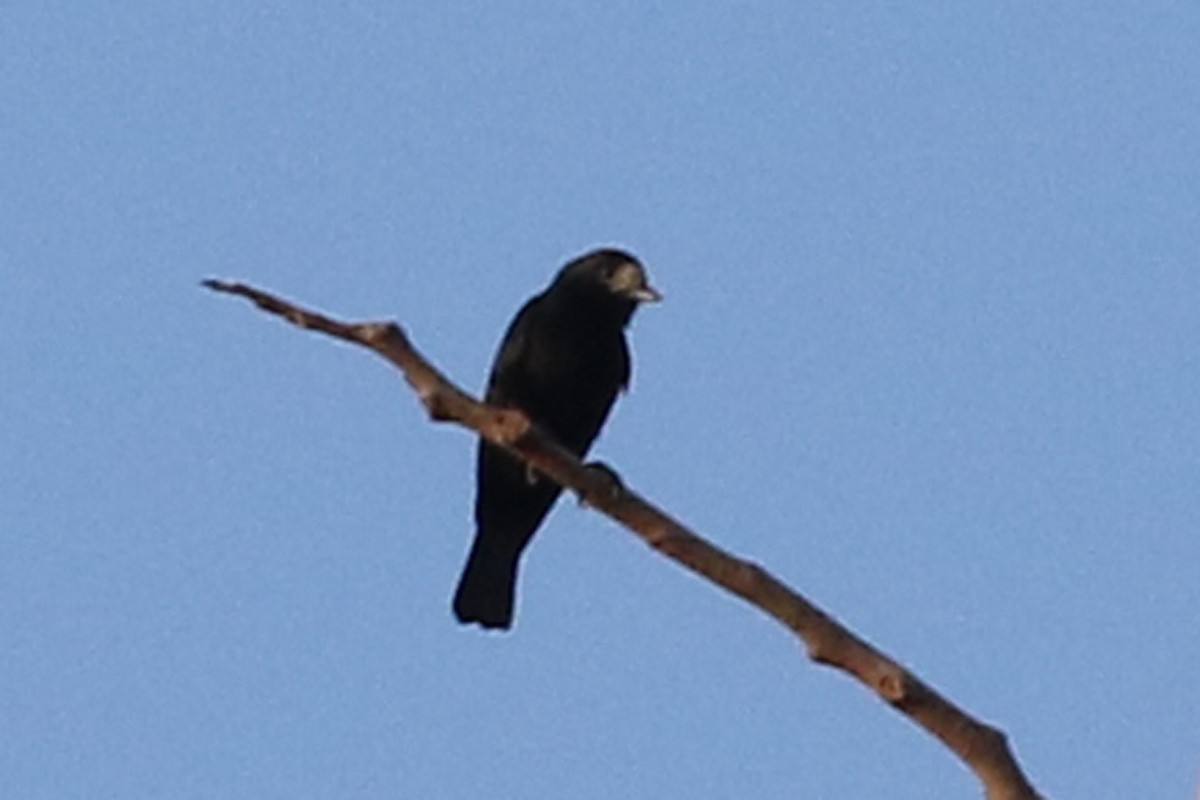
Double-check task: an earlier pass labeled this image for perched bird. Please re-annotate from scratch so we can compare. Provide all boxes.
[453,248,661,630]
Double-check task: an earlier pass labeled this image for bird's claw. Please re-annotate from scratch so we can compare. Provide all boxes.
[578,461,625,507]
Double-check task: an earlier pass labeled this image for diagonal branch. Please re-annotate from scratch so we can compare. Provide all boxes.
[203,278,1045,800]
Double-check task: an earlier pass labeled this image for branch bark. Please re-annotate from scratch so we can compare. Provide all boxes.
[203,278,1045,800]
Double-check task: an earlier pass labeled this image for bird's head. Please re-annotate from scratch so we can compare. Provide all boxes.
[555,248,663,308]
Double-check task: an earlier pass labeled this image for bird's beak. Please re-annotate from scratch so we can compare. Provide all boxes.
[629,284,663,304]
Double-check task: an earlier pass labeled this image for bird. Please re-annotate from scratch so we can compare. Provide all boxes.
[452,248,661,630]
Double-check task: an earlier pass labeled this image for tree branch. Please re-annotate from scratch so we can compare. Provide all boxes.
[203,278,1045,800]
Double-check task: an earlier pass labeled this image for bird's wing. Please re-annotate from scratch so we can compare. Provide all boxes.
[485,294,542,406]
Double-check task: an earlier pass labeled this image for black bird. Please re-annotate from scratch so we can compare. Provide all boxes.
[453,248,661,630]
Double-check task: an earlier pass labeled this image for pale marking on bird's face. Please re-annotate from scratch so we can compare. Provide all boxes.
[607,261,663,303]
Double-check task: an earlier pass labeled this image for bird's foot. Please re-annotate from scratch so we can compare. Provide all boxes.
[578,461,625,507]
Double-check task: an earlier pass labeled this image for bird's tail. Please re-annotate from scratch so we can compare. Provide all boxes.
[452,537,520,630]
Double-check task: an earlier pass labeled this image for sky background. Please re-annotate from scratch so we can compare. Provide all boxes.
[3,2,1198,798]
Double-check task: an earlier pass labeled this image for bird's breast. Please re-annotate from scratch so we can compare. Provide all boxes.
[521,327,626,449]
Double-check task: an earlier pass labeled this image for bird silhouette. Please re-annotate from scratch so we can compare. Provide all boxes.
[453,248,660,630]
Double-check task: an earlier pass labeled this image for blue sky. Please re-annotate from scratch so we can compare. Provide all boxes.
[3,2,1198,798]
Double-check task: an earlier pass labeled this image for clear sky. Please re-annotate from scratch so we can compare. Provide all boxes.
[3,3,1198,798]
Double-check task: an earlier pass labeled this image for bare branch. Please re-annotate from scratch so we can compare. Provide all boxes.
[204,278,1045,800]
